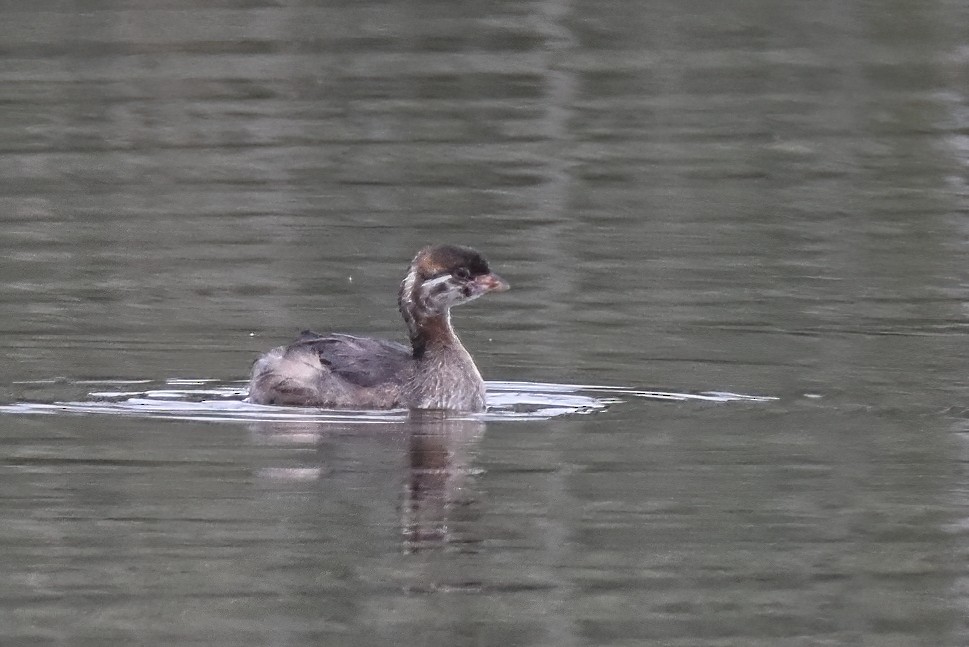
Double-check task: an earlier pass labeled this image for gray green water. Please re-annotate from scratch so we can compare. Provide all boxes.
[3,1,969,644]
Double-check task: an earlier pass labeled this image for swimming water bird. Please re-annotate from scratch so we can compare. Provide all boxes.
[247,245,509,411]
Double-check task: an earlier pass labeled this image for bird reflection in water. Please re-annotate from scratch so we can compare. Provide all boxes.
[400,411,485,553]
[248,410,485,554]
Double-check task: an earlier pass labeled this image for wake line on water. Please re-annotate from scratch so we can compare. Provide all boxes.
[0,378,777,423]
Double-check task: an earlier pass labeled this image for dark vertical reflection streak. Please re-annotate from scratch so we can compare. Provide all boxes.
[402,412,485,555]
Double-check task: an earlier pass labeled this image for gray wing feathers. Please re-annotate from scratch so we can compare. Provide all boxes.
[290,332,411,388]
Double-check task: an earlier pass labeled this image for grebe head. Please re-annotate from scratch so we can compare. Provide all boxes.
[398,245,509,326]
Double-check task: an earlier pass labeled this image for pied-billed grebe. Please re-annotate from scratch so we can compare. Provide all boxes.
[247,245,509,411]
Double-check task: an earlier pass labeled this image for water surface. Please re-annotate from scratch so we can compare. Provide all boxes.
[3,0,969,645]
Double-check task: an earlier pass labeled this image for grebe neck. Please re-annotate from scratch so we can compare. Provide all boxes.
[398,267,462,359]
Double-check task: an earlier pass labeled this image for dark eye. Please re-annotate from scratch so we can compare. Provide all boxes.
[453,267,471,280]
